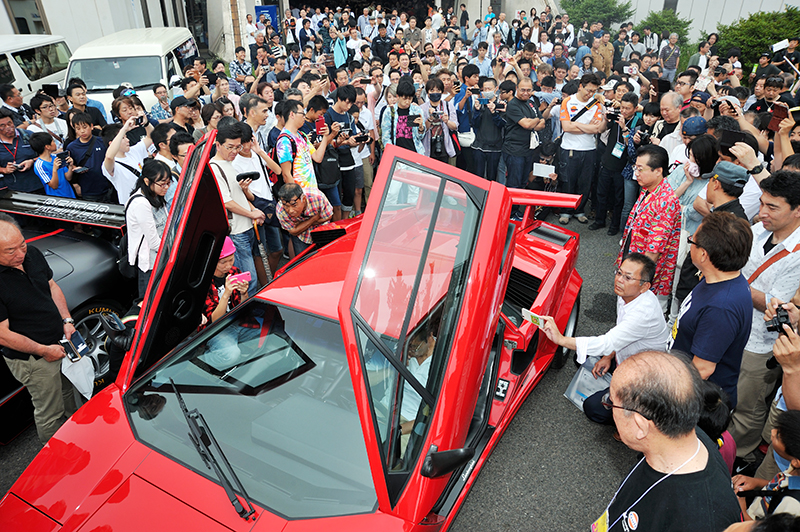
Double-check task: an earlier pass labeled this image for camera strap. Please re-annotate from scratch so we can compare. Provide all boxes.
[747,243,800,284]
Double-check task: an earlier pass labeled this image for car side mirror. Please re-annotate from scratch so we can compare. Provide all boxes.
[420,445,475,478]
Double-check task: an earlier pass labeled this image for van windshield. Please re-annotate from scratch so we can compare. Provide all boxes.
[66,56,162,91]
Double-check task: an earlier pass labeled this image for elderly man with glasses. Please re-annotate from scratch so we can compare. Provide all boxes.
[542,253,669,427]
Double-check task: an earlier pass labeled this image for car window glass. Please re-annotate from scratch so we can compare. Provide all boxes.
[12,42,70,81]
[174,38,199,69]
[127,300,378,519]
[66,56,162,91]
[0,55,14,85]
[351,160,481,475]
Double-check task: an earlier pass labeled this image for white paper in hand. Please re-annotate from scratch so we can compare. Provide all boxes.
[521,308,544,328]
[61,355,95,400]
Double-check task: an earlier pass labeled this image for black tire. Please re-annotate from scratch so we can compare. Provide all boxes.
[71,300,125,395]
[552,291,580,369]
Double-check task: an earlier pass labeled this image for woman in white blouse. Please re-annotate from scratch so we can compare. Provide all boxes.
[125,159,171,297]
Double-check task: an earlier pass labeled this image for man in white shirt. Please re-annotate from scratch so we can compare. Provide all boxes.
[245,14,257,46]
[28,94,67,149]
[730,171,800,459]
[542,253,669,424]
[102,116,153,204]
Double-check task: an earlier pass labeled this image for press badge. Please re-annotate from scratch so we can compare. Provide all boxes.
[612,142,625,158]
[591,510,609,532]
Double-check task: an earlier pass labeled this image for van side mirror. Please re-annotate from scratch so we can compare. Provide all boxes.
[420,445,475,478]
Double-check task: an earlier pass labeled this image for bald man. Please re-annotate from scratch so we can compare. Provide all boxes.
[598,351,740,531]
[0,213,78,444]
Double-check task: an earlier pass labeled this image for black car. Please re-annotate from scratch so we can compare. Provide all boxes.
[0,191,135,444]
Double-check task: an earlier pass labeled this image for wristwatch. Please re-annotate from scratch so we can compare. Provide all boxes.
[748,163,765,174]
[62,317,74,325]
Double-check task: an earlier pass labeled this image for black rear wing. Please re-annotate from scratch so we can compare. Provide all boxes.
[0,189,126,230]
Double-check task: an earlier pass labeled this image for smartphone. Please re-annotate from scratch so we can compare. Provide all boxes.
[320,73,329,82]
[478,97,489,104]
[135,115,147,127]
[655,79,672,94]
[469,87,481,95]
[407,114,421,124]
[41,84,59,98]
[768,104,789,132]
[719,129,747,157]
[494,102,506,112]
[315,116,325,135]
[56,151,70,165]
[236,171,261,182]
[73,166,89,174]
[59,330,88,363]
[354,134,370,143]
[60,339,81,362]
[229,271,251,285]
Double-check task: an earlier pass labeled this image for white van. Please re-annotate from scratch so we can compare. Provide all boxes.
[0,34,71,102]
[64,28,198,115]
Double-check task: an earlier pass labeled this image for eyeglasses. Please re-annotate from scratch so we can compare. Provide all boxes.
[614,267,644,283]
[282,196,303,208]
[687,236,703,248]
[39,104,56,111]
[221,143,243,152]
[674,81,689,87]
[601,392,651,419]
[153,180,171,188]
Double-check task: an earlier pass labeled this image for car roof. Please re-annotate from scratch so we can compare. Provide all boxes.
[0,34,68,53]
[70,28,193,59]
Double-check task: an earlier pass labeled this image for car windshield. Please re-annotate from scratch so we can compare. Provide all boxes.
[66,56,162,91]
[126,301,378,519]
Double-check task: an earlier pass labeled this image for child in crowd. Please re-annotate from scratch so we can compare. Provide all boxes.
[30,132,78,198]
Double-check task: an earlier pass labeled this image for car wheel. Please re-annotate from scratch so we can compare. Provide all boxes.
[72,301,125,394]
[552,292,580,369]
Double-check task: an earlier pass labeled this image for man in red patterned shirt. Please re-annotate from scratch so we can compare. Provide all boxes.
[617,144,680,312]
[276,182,333,256]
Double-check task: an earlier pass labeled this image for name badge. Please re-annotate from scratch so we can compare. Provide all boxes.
[612,142,625,158]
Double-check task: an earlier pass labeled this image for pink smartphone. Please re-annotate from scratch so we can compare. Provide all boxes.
[229,271,251,285]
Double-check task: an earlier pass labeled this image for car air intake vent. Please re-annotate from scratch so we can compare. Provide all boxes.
[502,268,541,327]
[311,227,347,247]
[528,225,572,246]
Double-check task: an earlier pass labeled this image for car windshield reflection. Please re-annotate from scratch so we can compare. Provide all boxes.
[126,300,378,519]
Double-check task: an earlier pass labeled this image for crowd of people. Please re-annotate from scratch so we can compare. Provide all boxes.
[4,2,800,530]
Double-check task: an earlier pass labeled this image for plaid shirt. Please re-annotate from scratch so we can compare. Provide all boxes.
[200,267,242,330]
[149,102,172,121]
[229,59,253,81]
[276,188,333,244]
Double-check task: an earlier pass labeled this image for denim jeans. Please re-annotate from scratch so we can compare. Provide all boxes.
[291,234,310,255]
[620,178,640,231]
[557,147,595,216]
[230,229,258,298]
[595,166,624,230]
[474,150,502,181]
[662,68,677,82]
[503,152,533,189]
[461,26,468,41]
[497,153,507,185]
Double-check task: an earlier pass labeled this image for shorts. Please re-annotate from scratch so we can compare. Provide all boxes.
[253,224,283,254]
[319,184,342,207]
[352,165,365,189]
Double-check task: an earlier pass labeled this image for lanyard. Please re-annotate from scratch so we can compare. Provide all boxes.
[2,134,18,160]
[606,438,702,530]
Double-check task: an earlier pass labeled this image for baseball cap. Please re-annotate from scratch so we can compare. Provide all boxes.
[761,52,772,58]
[682,116,707,136]
[691,92,711,105]
[220,236,236,259]
[170,95,199,112]
[702,161,749,188]
[600,79,618,91]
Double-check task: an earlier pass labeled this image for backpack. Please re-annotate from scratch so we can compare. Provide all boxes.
[314,143,341,188]
[268,131,296,198]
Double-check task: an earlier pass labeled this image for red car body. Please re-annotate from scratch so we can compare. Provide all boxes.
[0,141,581,531]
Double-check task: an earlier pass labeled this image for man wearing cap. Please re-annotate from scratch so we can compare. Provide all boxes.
[170,96,197,136]
[729,171,800,461]
[666,116,706,169]
[750,53,782,83]
[673,161,750,312]
[690,92,711,115]
[669,210,753,408]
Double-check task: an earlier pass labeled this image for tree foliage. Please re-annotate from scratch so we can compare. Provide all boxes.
[560,0,634,29]
[634,10,691,50]
[713,7,800,75]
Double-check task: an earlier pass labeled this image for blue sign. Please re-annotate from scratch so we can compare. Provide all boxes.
[255,4,280,32]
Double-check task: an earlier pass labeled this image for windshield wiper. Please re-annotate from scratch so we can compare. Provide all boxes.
[169,378,256,520]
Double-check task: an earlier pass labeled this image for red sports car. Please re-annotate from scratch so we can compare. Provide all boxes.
[0,140,582,531]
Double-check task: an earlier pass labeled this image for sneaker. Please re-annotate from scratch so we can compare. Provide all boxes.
[559,215,570,225]
[576,215,589,224]
[588,221,606,231]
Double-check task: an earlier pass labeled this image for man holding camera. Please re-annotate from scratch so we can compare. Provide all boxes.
[730,171,800,461]
[0,213,80,445]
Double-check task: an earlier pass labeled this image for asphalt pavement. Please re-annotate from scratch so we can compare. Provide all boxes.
[0,215,640,530]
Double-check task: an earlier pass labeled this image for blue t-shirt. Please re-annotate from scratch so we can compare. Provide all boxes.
[33,156,76,198]
[66,135,110,197]
[669,274,752,407]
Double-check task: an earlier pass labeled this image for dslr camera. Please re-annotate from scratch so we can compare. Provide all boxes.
[638,130,651,145]
[766,306,792,336]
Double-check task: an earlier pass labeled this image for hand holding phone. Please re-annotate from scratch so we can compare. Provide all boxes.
[228,271,251,288]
